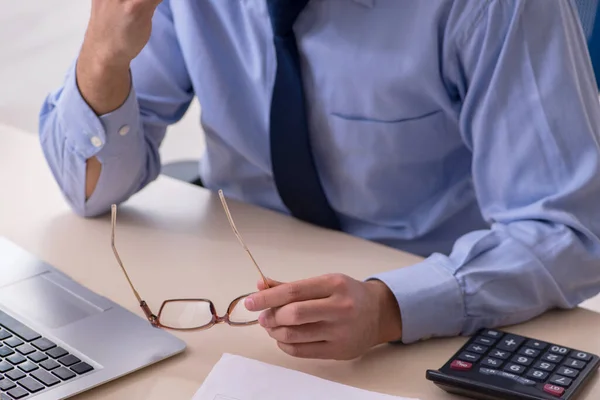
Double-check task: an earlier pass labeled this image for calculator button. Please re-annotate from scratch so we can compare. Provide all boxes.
[497,335,524,351]
[556,366,579,378]
[564,358,587,369]
[512,355,533,366]
[542,352,563,363]
[481,357,503,368]
[527,369,549,381]
[450,360,472,371]
[475,337,496,346]
[504,363,526,374]
[458,352,480,362]
[466,344,488,354]
[534,361,556,371]
[570,351,592,361]
[490,349,510,360]
[549,345,570,355]
[549,374,572,387]
[544,384,565,397]
[518,347,540,358]
[526,339,548,350]
[481,329,503,339]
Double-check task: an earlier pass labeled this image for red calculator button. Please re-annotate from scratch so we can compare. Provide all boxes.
[543,384,565,397]
[450,360,472,370]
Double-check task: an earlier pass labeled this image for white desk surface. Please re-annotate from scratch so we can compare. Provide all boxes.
[1,124,599,399]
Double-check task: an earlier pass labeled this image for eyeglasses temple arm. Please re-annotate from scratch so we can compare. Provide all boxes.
[218,190,270,289]
[111,205,158,324]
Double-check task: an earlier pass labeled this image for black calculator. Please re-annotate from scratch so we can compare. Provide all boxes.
[426,328,600,399]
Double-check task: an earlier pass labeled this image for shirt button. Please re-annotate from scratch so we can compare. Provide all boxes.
[90,136,103,148]
[118,125,130,136]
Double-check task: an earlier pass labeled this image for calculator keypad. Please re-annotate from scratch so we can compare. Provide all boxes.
[445,329,598,398]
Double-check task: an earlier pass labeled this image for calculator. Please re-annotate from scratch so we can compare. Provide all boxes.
[426,328,600,399]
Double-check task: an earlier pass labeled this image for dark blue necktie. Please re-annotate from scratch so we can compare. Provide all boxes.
[266,0,341,230]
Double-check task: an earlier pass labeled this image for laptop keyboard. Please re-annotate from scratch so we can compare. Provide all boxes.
[0,310,94,399]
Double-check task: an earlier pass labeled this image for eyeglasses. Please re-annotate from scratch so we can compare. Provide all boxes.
[110,189,270,331]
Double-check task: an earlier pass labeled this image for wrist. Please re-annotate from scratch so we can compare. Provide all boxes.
[365,280,403,344]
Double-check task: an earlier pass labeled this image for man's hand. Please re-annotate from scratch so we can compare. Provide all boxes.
[244,274,403,360]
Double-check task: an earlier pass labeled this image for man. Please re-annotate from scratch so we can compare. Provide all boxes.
[39,0,600,360]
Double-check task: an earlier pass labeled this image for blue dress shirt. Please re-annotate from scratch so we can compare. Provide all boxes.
[39,0,600,344]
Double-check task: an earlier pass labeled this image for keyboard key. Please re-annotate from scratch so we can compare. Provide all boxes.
[534,361,556,372]
[40,359,60,371]
[458,352,480,363]
[564,358,587,370]
[27,351,47,363]
[526,339,548,350]
[489,349,510,360]
[450,360,472,371]
[6,387,28,399]
[3,337,23,348]
[475,337,496,346]
[52,367,75,381]
[5,369,25,381]
[518,347,540,358]
[17,361,38,373]
[549,374,572,387]
[557,366,579,378]
[31,338,56,352]
[549,345,570,355]
[71,362,93,375]
[481,357,503,368]
[527,369,549,381]
[0,360,13,373]
[0,378,16,390]
[17,376,44,393]
[58,354,81,367]
[504,363,526,374]
[31,369,60,387]
[466,344,488,354]
[15,344,35,356]
[542,352,563,363]
[46,346,67,359]
[512,355,533,366]
[0,330,11,340]
[0,346,14,357]
[481,329,504,339]
[497,335,524,352]
[6,354,25,365]
[571,351,592,361]
[544,384,565,397]
[0,311,41,342]
[0,393,10,400]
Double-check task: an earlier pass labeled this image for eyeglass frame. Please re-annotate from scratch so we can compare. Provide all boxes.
[110,189,270,331]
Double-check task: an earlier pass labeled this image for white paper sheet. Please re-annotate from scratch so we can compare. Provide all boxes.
[192,353,420,400]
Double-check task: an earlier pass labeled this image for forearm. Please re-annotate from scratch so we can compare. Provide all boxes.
[372,220,600,343]
[38,63,158,217]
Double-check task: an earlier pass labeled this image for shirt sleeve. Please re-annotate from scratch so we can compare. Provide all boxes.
[38,0,194,217]
[371,0,600,344]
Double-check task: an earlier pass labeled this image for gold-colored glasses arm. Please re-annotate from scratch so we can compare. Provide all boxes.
[110,204,144,303]
[218,190,270,289]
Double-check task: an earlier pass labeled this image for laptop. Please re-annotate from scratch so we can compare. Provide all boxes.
[0,237,186,399]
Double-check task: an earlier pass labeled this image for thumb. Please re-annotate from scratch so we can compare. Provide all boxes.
[257,277,283,290]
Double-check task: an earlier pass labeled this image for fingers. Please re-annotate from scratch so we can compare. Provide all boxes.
[257,277,282,291]
[246,276,333,311]
[258,298,334,327]
[277,341,333,359]
[266,322,331,344]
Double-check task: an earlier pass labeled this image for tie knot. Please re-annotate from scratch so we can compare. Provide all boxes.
[267,0,310,37]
